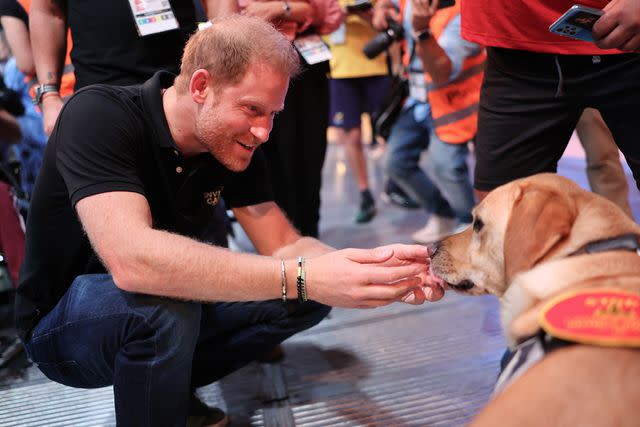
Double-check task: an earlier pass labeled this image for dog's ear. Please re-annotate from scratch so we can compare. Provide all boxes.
[504,185,575,282]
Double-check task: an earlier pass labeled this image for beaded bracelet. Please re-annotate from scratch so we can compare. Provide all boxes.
[280,259,287,304]
[296,256,308,303]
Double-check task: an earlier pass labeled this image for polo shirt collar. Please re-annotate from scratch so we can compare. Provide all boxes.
[141,71,180,150]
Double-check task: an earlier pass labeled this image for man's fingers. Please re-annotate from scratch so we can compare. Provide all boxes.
[423,283,445,301]
[357,278,424,300]
[382,244,429,261]
[594,25,628,49]
[344,247,394,264]
[620,33,640,51]
[592,14,616,41]
[401,288,426,305]
[365,264,428,284]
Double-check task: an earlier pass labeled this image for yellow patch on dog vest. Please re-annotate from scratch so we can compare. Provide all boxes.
[539,289,640,347]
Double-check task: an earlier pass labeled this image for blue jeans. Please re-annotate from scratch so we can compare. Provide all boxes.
[23,274,330,426]
[386,102,475,223]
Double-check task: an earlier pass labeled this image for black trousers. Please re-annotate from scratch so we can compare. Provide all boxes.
[262,61,329,238]
[474,47,640,192]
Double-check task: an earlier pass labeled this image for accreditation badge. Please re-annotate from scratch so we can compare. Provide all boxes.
[294,34,333,65]
[408,72,427,103]
[128,0,179,37]
[540,289,640,347]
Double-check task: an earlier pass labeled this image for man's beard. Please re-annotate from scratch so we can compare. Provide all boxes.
[195,107,249,172]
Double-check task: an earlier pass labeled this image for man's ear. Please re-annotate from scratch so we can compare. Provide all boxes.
[503,185,575,283]
[189,69,212,105]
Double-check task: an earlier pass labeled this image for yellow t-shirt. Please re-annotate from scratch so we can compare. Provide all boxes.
[325,0,389,79]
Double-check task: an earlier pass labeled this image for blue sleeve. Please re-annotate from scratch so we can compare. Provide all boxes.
[439,15,483,81]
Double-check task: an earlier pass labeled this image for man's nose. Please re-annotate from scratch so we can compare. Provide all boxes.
[250,126,270,143]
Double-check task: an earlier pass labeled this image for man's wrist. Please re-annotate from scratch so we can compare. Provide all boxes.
[33,83,60,106]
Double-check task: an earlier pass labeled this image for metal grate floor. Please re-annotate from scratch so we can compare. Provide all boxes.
[0,295,504,426]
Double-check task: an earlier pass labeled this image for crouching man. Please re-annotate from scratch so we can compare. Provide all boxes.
[15,15,442,427]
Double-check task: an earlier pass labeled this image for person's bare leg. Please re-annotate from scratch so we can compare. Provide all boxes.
[576,108,633,218]
[337,126,376,223]
[340,127,369,191]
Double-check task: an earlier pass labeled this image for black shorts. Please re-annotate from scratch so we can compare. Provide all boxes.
[474,47,640,192]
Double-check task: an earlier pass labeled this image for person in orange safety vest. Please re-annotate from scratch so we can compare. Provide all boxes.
[374,0,484,244]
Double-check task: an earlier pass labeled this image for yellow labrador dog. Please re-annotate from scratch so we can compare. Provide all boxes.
[429,173,640,426]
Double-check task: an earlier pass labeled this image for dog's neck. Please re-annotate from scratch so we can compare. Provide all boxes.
[567,233,640,257]
[500,237,640,348]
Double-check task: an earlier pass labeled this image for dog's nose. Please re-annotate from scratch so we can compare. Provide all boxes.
[427,242,440,258]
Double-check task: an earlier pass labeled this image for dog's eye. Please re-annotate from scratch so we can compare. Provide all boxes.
[473,218,484,232]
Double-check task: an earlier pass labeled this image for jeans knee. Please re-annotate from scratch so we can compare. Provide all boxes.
[432,157,468,182]
[133,297,201,356]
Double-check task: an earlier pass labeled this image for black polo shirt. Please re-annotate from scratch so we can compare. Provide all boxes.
[15,71,273,340]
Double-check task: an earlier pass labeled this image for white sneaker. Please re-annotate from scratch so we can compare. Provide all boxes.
[453,222,472,234]
[411,215,457,243]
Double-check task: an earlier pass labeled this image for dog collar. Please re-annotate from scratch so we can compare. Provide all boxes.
[568,233,640,257]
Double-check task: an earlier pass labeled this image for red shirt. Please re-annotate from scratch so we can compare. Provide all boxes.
[461,0,621,55]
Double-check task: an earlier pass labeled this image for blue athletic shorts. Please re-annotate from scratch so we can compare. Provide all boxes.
[329,75,391,129]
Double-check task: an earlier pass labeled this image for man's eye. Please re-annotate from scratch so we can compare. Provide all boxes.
[473,218,484,232]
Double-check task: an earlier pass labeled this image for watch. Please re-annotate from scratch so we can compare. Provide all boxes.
[282,0,291,17]
[33,84,60,106]
[413,28,433,42]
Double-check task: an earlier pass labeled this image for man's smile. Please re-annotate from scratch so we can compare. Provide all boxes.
[237,140,258,151]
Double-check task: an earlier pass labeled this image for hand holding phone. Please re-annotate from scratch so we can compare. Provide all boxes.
[549,4,604,42]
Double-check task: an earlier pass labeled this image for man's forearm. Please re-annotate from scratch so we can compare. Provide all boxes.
[30,0,67,86]
[272,236,334,260]
[416,38,452,85]
[109,226,298,302]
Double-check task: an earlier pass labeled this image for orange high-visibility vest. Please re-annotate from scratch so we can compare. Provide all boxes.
[19,0,75,99]
[399,0,485,144]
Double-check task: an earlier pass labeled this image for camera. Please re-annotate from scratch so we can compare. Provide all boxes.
[363,16,404,59]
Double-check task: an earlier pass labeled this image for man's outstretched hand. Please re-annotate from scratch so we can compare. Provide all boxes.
[305,244,445,308]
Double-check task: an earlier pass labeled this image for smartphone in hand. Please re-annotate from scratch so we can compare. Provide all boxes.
[549,4,603,42]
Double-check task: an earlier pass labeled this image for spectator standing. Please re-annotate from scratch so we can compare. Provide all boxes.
[462,0,640,199]
[214,0,343,238]
[325,0,391,224]
[575,108,632,217]
[30,0,214,133]
[374,0,481,243]
[15,17,437,426]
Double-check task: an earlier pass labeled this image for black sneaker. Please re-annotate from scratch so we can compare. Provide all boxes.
[355,190,376,223]
[186,393,228,427]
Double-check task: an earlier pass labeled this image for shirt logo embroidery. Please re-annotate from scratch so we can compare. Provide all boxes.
[204,189,222,206]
